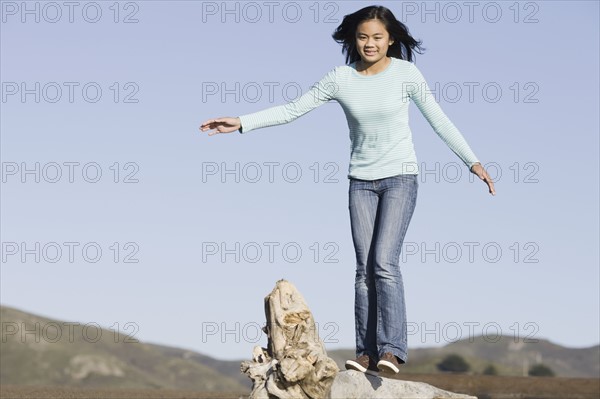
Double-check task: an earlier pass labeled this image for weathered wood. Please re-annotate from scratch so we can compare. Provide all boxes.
[241,279,338,399]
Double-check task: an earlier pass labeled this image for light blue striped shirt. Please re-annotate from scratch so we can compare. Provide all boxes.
[238,56,480,180]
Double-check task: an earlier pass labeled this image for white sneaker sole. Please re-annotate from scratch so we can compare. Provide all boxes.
[377,360,400,373]
[345,360,367,373]
[345,360,379,376]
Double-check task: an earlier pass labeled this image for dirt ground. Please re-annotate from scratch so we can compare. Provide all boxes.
[1,374,599,399]
[397,373,599,399]
[0,386,244,399]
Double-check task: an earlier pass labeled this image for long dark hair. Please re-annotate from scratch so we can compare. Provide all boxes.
[332,5,425,64]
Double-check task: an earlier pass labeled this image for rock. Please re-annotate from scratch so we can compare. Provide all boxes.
[241,279,477,399]
[328,370,477,399]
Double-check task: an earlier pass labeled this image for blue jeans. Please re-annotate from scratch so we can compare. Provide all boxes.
[348,173,418,364]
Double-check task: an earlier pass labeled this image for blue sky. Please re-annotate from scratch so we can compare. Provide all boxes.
[1,1,598,361]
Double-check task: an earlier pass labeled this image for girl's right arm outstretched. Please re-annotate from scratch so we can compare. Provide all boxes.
[199,67,339,136]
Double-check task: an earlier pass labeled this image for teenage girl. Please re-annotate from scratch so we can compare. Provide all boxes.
[200,4,495,376]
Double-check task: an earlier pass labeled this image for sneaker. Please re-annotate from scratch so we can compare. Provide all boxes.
[345,354,379,376]
[377,352,401,373]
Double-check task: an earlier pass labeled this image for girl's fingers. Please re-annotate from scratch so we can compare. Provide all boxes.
[486,177,496,195]
[480,170,495,195]
[200,119,228,132]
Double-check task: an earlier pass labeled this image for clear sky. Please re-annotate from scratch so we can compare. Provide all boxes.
[1,1,598,361]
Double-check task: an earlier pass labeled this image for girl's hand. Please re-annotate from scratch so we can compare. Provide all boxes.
[199,117,241,136]
[470,162,496,196]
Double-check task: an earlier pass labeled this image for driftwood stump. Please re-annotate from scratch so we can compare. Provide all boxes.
[240,279,339,399]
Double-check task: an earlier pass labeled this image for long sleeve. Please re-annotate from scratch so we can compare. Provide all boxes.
[407,62,480,169]
[238,67,339,134]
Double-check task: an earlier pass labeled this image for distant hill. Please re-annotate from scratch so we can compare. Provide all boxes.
[328,335,599,378]
[1,304,598,393]
[0,305,249,391]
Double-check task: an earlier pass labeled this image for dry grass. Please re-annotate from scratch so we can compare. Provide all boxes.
[0,385,246,399]
[392,372,600,399]
[2,374,599,399]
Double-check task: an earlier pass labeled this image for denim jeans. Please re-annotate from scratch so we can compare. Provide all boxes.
[348,173,418,364]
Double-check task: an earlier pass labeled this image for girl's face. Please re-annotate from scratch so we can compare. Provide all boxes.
[355,19,394,65]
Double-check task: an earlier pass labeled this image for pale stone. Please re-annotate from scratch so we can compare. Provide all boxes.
[328,370,477,399]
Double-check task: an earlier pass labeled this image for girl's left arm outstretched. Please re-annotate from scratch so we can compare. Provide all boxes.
[407,63,496,195]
